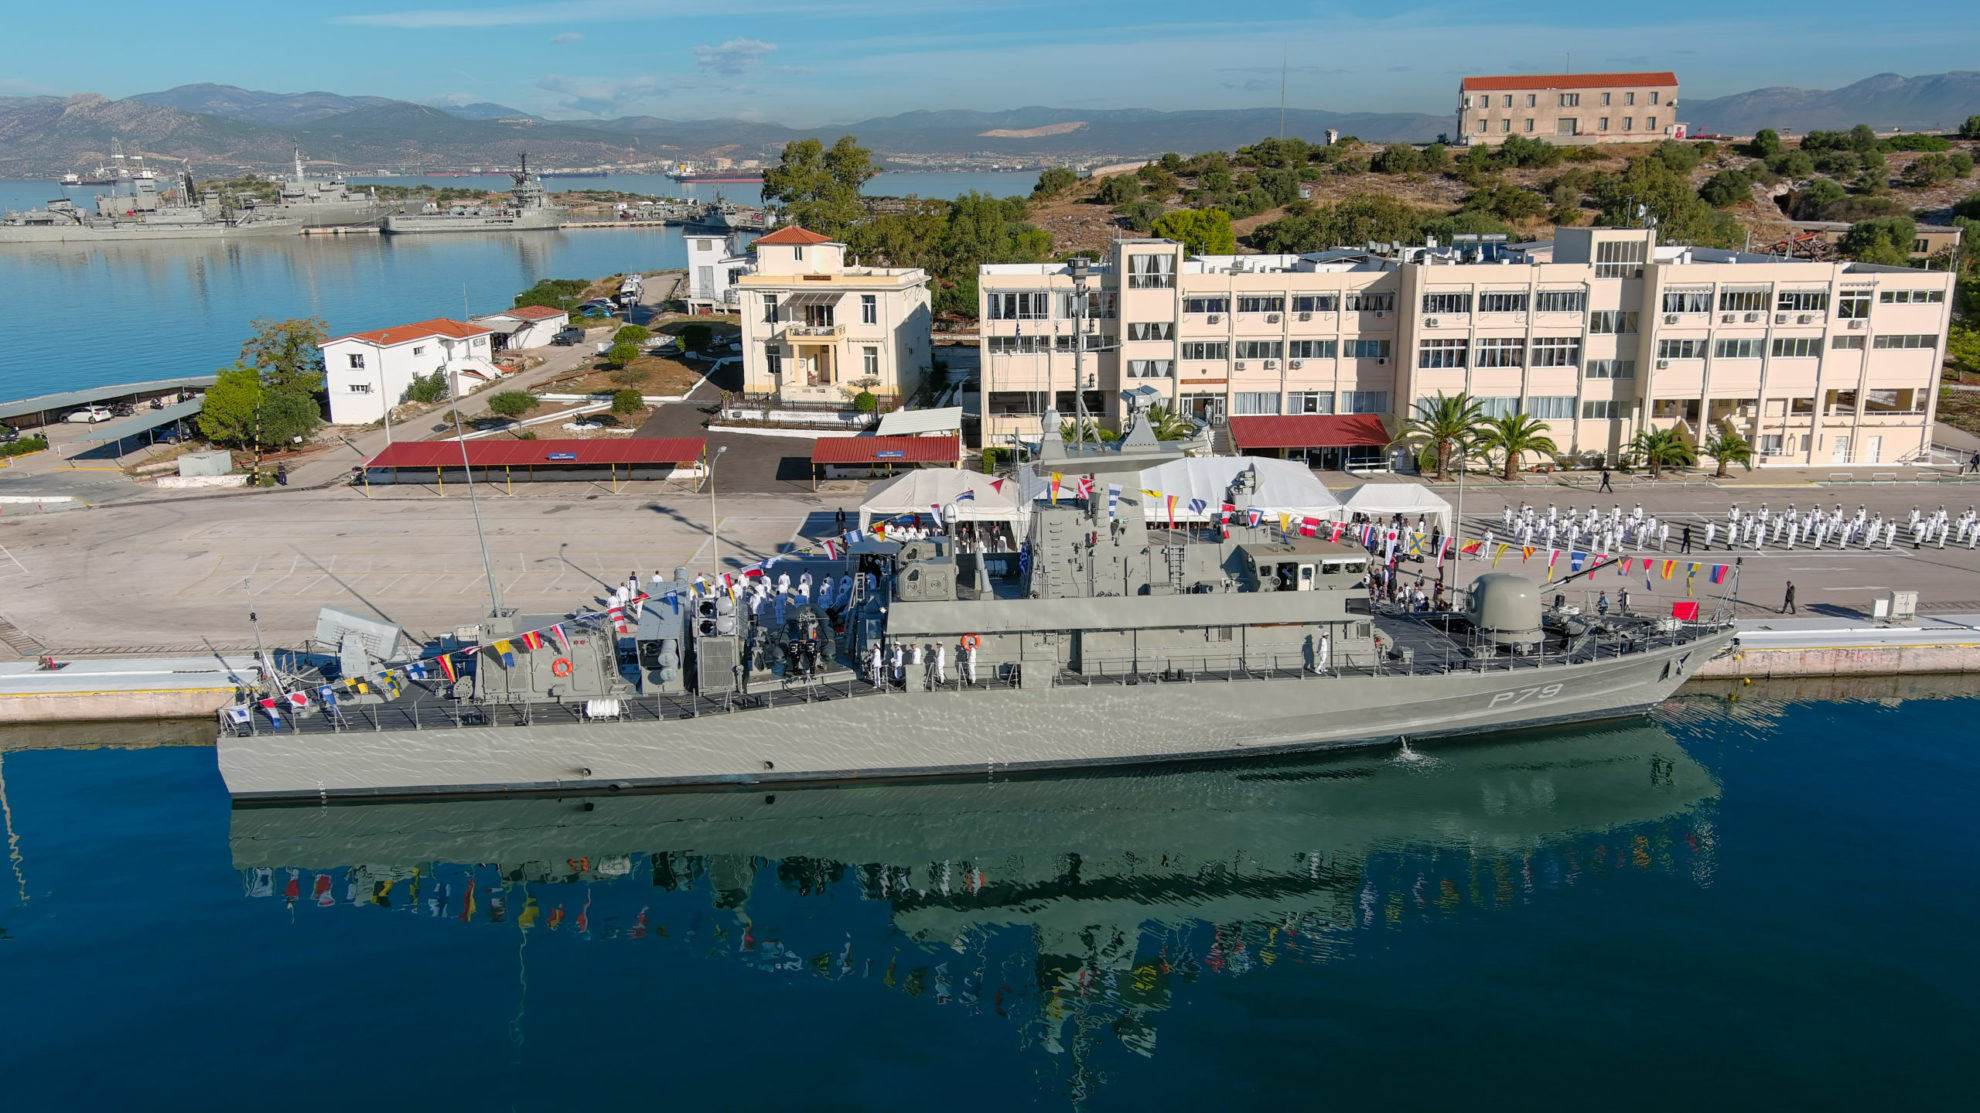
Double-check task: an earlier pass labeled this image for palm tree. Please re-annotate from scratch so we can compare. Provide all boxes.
[1478,412,1560,481]
[1702,431,1755,478]
[1143,403,1197,441]
[1395,392,1487,481]
[1627,427,1697,479]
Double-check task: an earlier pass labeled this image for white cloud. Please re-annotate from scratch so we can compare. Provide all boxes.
[693,38,777,77]
[550,31,582,44]
[536,73,666,116]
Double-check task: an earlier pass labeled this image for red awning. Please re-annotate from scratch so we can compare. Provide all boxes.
[365,437,706,468]
[810,435,960,465]
[1228,414,1389,451]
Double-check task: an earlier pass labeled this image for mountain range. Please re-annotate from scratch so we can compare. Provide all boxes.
[0,74,1973,179]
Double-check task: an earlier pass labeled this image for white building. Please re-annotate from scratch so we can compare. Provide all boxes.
[471,305,570,350]
[736,226,933,407]
[322,318,500,425]
[685,232,751,315]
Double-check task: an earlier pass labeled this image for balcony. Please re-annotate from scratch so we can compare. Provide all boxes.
[779,323,845,343]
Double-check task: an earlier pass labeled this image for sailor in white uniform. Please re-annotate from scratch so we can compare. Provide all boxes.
[933,643,947,685]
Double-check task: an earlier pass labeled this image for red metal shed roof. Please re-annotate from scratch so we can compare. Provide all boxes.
[1228,414,1389,451]
[1461,72,1676,92]
[365,437,706,469]
[810,435,960,465]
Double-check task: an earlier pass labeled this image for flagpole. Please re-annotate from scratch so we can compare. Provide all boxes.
[449,387,504,618]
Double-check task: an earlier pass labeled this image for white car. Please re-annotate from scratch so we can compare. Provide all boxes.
[64,405,113,423]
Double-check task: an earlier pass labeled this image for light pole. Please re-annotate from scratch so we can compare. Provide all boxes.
[707,444,728,574]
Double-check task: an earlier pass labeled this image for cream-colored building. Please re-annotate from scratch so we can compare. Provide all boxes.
[1458,71,1682,146]
[977,228,1952,469]
[736,225,933,407]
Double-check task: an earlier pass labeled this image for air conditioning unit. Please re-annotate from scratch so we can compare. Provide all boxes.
[1298,312,1312,321]
[1234,360,1247,370]
[1664,314,1679,324]
[1744,312,1761,323]
[1656,359,1671,369]
[1267,313,1281,323]
[1774,313,1788,324]
[1721,313,1736,324]
[1848,319,1865,330]
[1424,317,1441,328]
[1798,314,1813,324]
[1289,359,1304,369]
[1264,359,1279,369]
[1207,313,1222,323]
[1376,357,1389,365]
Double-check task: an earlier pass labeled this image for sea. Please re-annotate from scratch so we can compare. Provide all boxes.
[0,170,1038,403]
[1,688,1974,1111]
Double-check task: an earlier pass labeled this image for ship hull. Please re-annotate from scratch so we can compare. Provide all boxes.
[219,631,1731,801]
[0,220,302,243]
[381,210,565,234]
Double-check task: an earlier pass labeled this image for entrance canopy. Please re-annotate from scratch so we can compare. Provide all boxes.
[1229,414,1389,453]
[858,468,1022,530]
[1339,483,1453,533]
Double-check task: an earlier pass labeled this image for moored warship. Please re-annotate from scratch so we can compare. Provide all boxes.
[381,153,565,234]
[0,163,299,242]
[216,409,1737,802]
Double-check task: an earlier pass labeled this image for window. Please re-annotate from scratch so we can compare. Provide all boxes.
[987,291,1050,319]
[1127,322,1174,341]
[1599,116,1610,130]
[1662,290,1712,313]
[1479,291,1528,314]
[1622,117,1634,131]
[1647,116,1657,132]
[860,346,879,376]
[1345,291,1394,312]
[1649,91,1659,105]
[1790,397,1816,415]
[1180,341,1229,360]
[1560,93,1580,107]
[1594,239,1646,278]
[1418,338,1467,368]
[1837,292,1871,318]
[1234,391,1281,415]
[1831,335,1866,350]
[348,382,371,394]
[1872,334,1936,350]
[1063,289,1119,319]
[1625,92,1635,106]
[1582,400,1620,420]
[1759,434,1784,456]
[765,348,782,378]
[763,293,779,323]
[1865,388,1924,413]
[1290,391,1334,414]
[1234,340,1283,360]
[1476,120,1488,134]
[1657,339,1705,360]
[1913,239,1930,254]
[1183,296,1229,314]
[1343,391,1388,414]
[985,335,1052,354]
[1770,337,1822,358]
[347,353,365,368]
[794,246,804,261]
[412,345,425,356]
[1237,296,1285,314]
[1524,119,1535,133]
[1530,337,1580,367]
[1713,338,1765,359]
[1878,289,1946,304]
[987,392,1035,416]
[1503,95,1513,108]
[1125,359,1173,378]
[1422,292,1472,314]
[1588,310,1638,333]
[861,294,877,325]
[1470,396,1520,418]
[1718,288,1768,313]
[1127,254,1174,289]
[1585,359,1635,379]
[804,303,836,328]
[1527,396,1576,420]
[1346,340,1391,359]
[1292,294,1337,313]
[1502,120,1511,133]
[1536,290,1585,313]
[1475,337,1525,367]
[1776,290,1828,313]
[1288,339,1337,359]
[1601,92,1612,106]
[1525,94,1537,107]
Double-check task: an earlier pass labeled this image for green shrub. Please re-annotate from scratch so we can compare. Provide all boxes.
[606,341,640,367]
[611,388,644,414]
[1749,129,1782,157]
[404,370,449,404]
[486,391,538,418]
[1,435,49,458]
[1094,175,1142,205]
[852,390,878,413]
[678,323,712,353]
[515,430,538,441]
[1951,151,1976,177]
[612,324,651,346]
[1032,166,1078,199]
[1698,169,1753,208]
[979,447,1007,473]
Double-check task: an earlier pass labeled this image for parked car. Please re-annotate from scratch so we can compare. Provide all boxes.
[64,405,113,423]
[0,424,19,443]
[551,327,585,346]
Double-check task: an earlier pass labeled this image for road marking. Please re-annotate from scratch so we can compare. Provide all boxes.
[0,544,27,578]
[1820,585,1889,591]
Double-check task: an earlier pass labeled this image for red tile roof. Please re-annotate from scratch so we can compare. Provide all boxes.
[753,225,835,246]
[810,435,960,465]
[328,318,494,347]
[1462,72,1677,92]
[1228,414,1390,451]
[364,438,706,469]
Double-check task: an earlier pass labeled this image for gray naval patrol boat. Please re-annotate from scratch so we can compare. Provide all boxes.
[381,153,564,234]
[217,411,1736,802]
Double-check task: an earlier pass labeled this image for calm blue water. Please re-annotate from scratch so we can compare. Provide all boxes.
[0,170,1036,403]
[1,693,1973,1110]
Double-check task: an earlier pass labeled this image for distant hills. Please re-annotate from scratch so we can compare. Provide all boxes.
[0,73,1972,180]
[1683,71,1980,135]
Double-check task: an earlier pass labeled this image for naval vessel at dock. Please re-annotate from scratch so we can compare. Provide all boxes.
[381,154,565,234]
[215,408,1737,803]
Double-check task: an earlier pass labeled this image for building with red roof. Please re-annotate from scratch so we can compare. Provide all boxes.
[471,303,574,350]
[1458,71,1682,146]
[323,318,502,425]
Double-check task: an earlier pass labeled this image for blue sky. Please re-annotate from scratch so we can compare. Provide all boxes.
[7,1,1978,124]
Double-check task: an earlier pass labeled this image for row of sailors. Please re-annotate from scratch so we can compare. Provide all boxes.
[1495,503,1980,552]
[866,640,981,689]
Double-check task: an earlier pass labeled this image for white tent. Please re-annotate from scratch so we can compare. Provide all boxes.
[1339,483,1453,534]
[858,468,1022,530]
[1019,456,1342,524]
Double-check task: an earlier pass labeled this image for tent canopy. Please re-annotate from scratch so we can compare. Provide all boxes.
[1339,483,1453,533]
[858,468,1023,529]
[1019,456,1342,523]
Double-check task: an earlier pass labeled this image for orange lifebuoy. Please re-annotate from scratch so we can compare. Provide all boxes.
[551,657,574,677]
[960,633,980,651]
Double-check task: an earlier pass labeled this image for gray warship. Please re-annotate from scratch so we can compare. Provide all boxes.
[217,409,1737,802]
[255,147,398,227]
[381,153,565,234]
[0,163,299,242]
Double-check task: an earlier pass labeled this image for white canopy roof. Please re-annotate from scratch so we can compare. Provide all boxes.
[858,468,1023,529]
[876,406,964,437]
[1019,456,1342,523]
[1339,483,1453,533]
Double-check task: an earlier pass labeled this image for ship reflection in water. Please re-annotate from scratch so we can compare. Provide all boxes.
[229,725,1718,1091]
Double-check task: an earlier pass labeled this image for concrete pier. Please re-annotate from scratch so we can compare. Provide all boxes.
[0,656,257,724]
[1696,613,1980,678]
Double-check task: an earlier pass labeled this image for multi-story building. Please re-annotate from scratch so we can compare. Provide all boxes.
[1458,72,1682,146]
[977,228,1952,469]
[735,225,933,407]
[322,318,500,425]
[683,231,751,314]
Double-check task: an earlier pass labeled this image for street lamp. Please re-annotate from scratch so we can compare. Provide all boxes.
[707,444,728,574]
